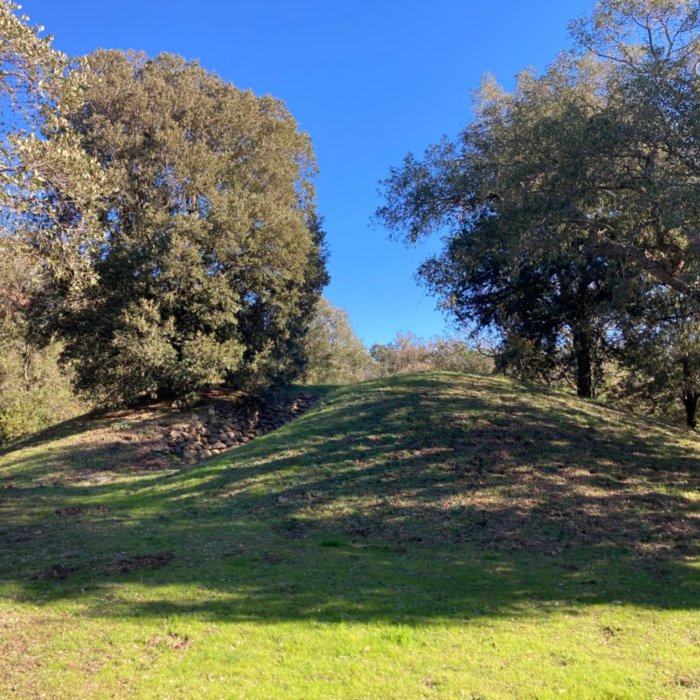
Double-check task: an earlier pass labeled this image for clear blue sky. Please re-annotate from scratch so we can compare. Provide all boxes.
[25,0,593,346]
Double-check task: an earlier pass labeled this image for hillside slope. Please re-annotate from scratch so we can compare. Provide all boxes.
[1,372,699,698]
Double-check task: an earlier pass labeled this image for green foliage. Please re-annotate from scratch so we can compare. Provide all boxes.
[370,332,492,377]
[614,290,700,427]
[2,372,699,697]
[0,0,61,181]
[37,51,326,405]
[0,237,83,443]
[0,339,82,444]
[428,336,494,374]
[302,297,372,385]
[0,1,105,279]
[377,60,620,396]
[376,0,700,401]
[370,332,431,376]
[566,0,700,299]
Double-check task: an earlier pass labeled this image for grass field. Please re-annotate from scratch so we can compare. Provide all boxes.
[1,371,699,698]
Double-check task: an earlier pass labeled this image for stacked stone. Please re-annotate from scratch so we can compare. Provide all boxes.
[166,394,317,463]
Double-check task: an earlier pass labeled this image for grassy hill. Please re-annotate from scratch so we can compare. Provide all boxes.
[1,371,699,698]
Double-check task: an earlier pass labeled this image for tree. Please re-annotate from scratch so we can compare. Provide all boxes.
[369,332,492,378]
[0,1,104,274]
[0,3,90,441]
[420,224,618,396]
[565,0,700,299]
[376,0,700,399]
[0,236,82,443]
[613,286,700,428]
[0,0,61,200]
[37,50,327,405]
[377,60,620,397]
[302,298,372,385]
[370,332,432,377]
[427,336,494,374]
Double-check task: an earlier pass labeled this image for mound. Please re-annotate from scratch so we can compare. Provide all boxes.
[1,372,699,698]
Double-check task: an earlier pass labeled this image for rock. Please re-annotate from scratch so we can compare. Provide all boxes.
[151,391,316,465]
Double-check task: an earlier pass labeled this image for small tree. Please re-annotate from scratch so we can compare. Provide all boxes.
[369,332,492,377]
[370,332,432,377]
[427,336,494,374]
[302,298,371,385]
[0,236,82,443]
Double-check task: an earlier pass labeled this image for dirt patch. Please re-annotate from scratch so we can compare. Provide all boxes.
[32,564,78,581]
[54,505,109,517]
[671,674,700,690]
[20,389,321,481]
[104,551,174,575]
[147,632,191,651]
[0,526,43,546]
[0,610,69,698]
[31,551,174,581]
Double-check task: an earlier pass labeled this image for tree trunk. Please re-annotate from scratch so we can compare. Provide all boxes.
[22,343,32,392]
[682,391,699,429]
[680,356,698,429]
[573,328,593,399]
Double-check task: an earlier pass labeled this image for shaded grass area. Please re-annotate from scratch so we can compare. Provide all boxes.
[1,372,699,698]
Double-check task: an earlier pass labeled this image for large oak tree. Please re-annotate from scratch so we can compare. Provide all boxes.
[38,50,327,404]
[377,0,700,401]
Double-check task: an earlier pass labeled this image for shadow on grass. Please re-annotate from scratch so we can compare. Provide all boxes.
[1,372,699,623]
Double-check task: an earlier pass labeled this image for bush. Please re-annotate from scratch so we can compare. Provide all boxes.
[302,298,373,385]
[0,340,84,444]
[370,333,493,378]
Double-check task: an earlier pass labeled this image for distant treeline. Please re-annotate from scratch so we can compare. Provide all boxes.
[301,298,492,385]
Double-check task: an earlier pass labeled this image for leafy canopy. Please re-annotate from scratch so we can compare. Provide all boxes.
[38,50,327,404]
[377,0,700,403]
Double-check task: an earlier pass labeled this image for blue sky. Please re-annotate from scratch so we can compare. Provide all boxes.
[25,0,593,345]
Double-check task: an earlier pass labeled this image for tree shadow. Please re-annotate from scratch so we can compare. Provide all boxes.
[1,372,698,624]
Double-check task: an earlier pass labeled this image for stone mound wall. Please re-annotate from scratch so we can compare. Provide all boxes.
[166,393,318,463]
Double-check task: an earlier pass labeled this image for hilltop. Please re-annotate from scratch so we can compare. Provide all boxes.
[1,372,699,698]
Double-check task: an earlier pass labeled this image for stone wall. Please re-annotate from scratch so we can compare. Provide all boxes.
[166,393,318,463]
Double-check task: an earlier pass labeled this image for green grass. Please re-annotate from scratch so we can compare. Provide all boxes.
[1,371,699,698]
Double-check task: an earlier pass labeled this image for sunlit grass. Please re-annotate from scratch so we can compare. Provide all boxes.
[1,372,699,698]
